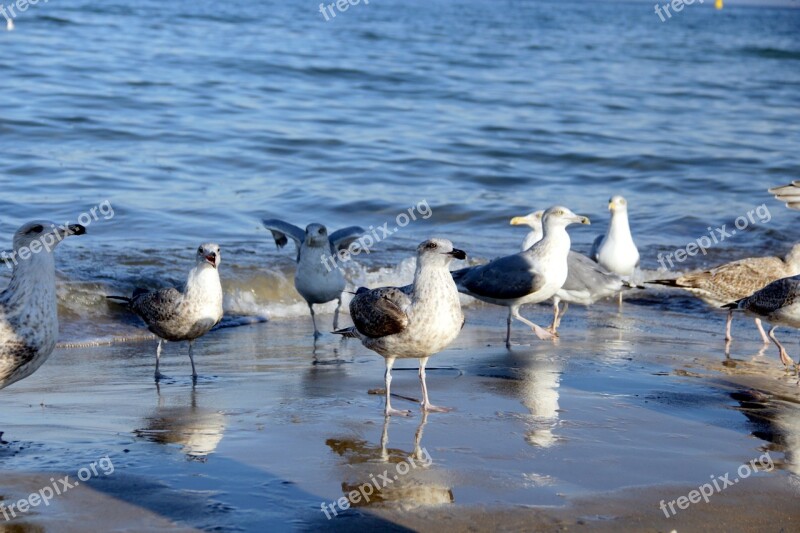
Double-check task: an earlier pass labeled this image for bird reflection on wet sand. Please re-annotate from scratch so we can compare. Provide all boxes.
[134,387,226,461]
[325,413,453,509]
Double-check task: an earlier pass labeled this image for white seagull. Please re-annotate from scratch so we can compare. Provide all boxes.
[452,206,590,347]
[510,210,634,333]
[334,239,466,416]
[262,219,364,338]
[1,221,86,391]
[108,244,223,381]
[590,195,640,287]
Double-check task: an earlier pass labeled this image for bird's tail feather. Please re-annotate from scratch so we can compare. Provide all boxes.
[645,279,681,288]
[721,301,740,310]
[332,327,359,338]
[622,280,646,290]
[106,295,131,304]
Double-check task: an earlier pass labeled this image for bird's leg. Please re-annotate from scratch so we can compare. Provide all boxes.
[555,302,569,330]
[512,306,555,341]
[155,339,164,381]
[333,296,342,330]
[188,341,198,380]
[768,327,794,367]
[506,308,513,349]
[309,304,321,339]
[725,310,733,343]
[755,318,769,344]
[548,300,560,335]
[384,358,411,417]
[419,357,451,413]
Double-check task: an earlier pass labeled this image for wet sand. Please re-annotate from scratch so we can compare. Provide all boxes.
[2,296,800,532]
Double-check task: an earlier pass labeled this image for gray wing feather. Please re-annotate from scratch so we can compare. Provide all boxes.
[563,251,624,293]
[262,219,305,253]
[130,287,184,324]
[739,275,800,315]
[453,254,545,300]
[350,287,410,338]
[329,226,365,254]
[589,234,604,261]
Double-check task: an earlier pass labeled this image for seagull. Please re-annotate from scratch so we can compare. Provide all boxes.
[107,244,223,381]
[769,182,800,210]
[649,244,800,347]
[725,274,800,372]
[1,221,86,391]
[334,239,466,416]
[590,196,640,292]
[510,210,634,333]
[452,206,590,347]
[261,219,364,338]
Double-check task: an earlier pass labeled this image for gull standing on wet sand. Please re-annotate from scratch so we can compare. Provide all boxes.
[262,220,364,339]
[334,239,466,416]
[1,221,86,393]
[590,196,639,301]
[510,210,634,333]
[107,244,223,381]
[725,274,800,372]
[452,206,590,347]
[649,244,800,348]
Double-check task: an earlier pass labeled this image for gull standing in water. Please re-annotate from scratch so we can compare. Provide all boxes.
[262,219,364,338]
[725,274,800,372]
[108,244,223,381]
[590,196,639,303]
[334,239,466,416]
[1,221,86,392]
[510,210,634,333]
[452,206,590,347]
[649,244,800,348]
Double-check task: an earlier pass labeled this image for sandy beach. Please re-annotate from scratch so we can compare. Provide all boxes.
[2,297,799,532]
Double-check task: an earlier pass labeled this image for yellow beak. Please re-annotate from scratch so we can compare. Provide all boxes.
[510,216,528,226]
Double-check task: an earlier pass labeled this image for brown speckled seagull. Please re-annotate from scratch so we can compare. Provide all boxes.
[334,239,466,416]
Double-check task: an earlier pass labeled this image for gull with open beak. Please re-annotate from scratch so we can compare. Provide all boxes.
[453,206,590,347]
[1,221,86,392]
[107,243,223,381]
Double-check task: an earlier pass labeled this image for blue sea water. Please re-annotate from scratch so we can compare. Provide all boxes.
[0,0,798,341]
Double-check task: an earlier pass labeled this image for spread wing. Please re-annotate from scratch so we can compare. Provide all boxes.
[452,254,545,300]
[262,219,305,260]
[737,275,800,315]
[349,286,410,338]
[130,287,184,324]
[329,226,365,254]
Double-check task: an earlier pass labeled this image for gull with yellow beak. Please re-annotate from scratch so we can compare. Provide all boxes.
[511,210,636,333]
[590,196,640,302]
[452,207,590,347]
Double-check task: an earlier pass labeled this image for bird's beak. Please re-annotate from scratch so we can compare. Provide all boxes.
[205,252,217,267]
[510,216,528,226]
[62,224,86,237]
[447,249,467,260]
[608,201,616,212]
[575,215,591,225]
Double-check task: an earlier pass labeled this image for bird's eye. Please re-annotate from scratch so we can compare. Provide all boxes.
[198,247,203,254]
[427,242,437,249]
[28,225,43,234]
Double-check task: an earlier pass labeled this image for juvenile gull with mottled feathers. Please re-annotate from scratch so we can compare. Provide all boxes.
[334,238,466,416]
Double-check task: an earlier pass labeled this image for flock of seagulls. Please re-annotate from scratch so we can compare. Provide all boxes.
[2,186,800,420]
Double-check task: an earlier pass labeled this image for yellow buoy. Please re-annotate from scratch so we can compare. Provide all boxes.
[715,0,723,9]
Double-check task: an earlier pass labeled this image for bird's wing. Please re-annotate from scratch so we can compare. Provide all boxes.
[454,254,545,300]
[563,251,621,292]
[130,287,184,323]
[261,219,305,252]
[589,234,604,261]
[349,286,410,338]
[738,275,800,315]
[329,226,365,253]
